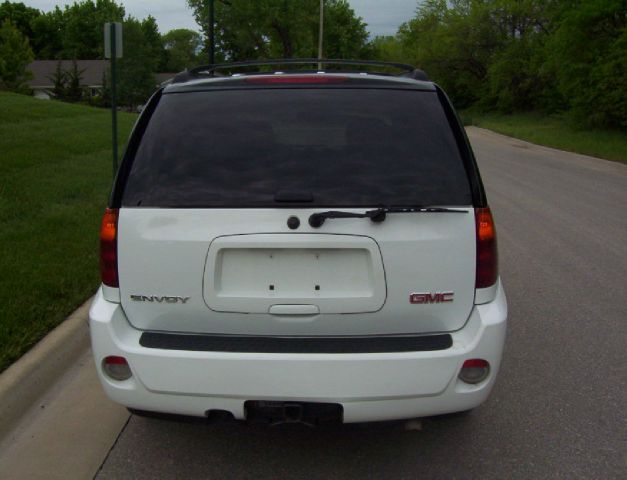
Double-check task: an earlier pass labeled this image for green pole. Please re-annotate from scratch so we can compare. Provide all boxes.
[209,0,215,64]
[110,23,118,178]
[318,0,324,70]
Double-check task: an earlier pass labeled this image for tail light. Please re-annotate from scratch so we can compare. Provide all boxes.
[100,208,119,287]
[244,75,348,84]
[459,359,490,384]
[475,207,498,288]
[102,355,132,381]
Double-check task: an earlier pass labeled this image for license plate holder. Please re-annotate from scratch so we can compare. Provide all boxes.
[245,400,343,425]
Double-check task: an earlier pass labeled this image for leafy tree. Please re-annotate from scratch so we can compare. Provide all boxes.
[0,19,33,92]
[188,0,266,60]
[0,1,40,39]
[320,0,371,59]
[481,0,559,112]
[60,0,125,58]
[374,0,625,128]
[188,0,312,60]
[115,17,158,110]
[546,0,627,127]
[30,7,64,59]
[162,28,202,71]
[394,0,503,108]
[370,35,406,63]
[141,15,167,71]
[187,0,370,61]
[484,35,546,112]
[11,1,124,59]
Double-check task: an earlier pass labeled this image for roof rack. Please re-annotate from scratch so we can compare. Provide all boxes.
[171,58,428,84]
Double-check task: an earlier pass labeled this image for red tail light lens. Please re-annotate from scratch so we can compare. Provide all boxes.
[475,207,498,288]
[244,75,348,84]
[100,208,119,287]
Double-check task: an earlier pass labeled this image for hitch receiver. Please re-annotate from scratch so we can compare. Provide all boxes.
[245,401,343,426]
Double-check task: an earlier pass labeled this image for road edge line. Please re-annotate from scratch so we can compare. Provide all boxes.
[0,296,93,441]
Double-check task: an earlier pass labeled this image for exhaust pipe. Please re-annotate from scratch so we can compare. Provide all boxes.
[206,409,236,424]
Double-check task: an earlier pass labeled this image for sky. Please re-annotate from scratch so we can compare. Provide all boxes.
[25,0,419,37]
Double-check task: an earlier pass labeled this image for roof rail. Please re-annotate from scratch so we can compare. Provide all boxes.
[401,69,429,81]
[171,58,428,83]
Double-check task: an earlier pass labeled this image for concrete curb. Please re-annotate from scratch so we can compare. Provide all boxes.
[0,297,93,441]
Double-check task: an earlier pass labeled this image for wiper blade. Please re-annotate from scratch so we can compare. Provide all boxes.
[308,210,375,228]
[308,206,467,228]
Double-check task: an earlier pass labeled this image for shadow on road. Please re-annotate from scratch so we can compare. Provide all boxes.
[98,412,487,479]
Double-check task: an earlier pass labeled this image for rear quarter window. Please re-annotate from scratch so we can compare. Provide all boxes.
[121,88,472,207]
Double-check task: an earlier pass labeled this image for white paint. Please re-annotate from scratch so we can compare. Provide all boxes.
[89,281,507,422]
[117,207,478,335]
[205,234,385,314]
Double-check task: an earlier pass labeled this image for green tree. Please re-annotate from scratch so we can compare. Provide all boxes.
[46,59,84,102]
[30,7,64,59]
[0,19,33,92]
[0,1,40,39]
[546,0,627,127]
[65,59,85,101]
[395,0,501,108]
[162,28,202,71]
[48,60,68,99]
[141,15,167,71]
[320,0,371,59]
[187,0,370,61]
[61,0,125,58]
[386,0,563,111]
[480,0,560,112]
[368,0,626,126]
[116,17,157,110]
[370,35,406,63]
[22,1,124,59]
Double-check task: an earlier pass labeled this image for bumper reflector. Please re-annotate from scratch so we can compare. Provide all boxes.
[459,358,490,384]
[103,355,132,381]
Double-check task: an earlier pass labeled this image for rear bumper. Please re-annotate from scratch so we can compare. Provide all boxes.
[89,281,507,423]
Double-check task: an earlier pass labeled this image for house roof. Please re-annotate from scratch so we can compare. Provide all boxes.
[27,60,180,89]
[27,60,108,88]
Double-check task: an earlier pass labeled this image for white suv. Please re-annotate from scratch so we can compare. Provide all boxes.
[90,60,507,425]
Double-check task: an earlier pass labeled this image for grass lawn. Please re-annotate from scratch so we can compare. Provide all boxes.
[462,111,627,163]
[0,92,137,372]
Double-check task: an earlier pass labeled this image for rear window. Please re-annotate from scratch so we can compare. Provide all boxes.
[122,88,472,207]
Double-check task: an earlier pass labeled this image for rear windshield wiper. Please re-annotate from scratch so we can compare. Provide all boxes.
[308,206,467,228]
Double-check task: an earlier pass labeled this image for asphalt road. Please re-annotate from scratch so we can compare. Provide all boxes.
[96,128,627,479]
